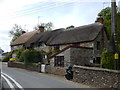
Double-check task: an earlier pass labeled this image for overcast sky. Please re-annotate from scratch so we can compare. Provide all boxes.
[0,0,120,52]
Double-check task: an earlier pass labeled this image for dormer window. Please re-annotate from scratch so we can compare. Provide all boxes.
[39,42,46,48]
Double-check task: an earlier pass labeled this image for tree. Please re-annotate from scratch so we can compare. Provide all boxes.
[97,7,120,44]
[97,7,120,70]
[9,24,26,42]
[97,7,111,38]
[34,22,54,31]
[66,25,75,29]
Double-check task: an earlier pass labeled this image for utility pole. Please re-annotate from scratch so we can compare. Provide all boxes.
[111,0,119,70]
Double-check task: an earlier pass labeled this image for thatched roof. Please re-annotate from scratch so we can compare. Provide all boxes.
[26,28,65,46]
[48,23,104,45]
[10,31,38,46]
[10,23,105,47]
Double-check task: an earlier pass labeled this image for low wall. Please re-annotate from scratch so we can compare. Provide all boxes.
[45,65,66,76]
[73,65,120,88]
[8,61,41,72]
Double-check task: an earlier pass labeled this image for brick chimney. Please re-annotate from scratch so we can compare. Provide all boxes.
[38,26,44,32]
[96,16,104,24]
[22,31,26,34]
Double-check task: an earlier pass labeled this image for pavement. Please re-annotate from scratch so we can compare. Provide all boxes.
[1,62,91,89]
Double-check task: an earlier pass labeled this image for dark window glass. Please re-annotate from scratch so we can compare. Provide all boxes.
[54,45,60,50]
[95,57,101,64]
[54,56,64,67]
[97,41,100,50]
[30,43,34,48]
[38,42,45,48]
[72,43,80,46]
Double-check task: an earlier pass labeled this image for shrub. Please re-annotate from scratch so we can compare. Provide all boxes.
[2,53,11,62]
[15,48,25,61]
[20,49,42,64]
[19,52,24,62]
[100,48,114,69]
[117,44,120,69]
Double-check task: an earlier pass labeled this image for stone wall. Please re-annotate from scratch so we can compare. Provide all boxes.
[48,47,93,76]
[45,65,66,76]
[70,48,93,66]
[73,65,120,88]
[8,61,41,72]
[93,29,108,58]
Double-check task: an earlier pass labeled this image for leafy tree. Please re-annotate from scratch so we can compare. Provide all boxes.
[116,13,120,44]
[97,7,111,38]
[9,24,26,42]
[34,22,54,31]
[97,7,120,44]
[66,25,75,29]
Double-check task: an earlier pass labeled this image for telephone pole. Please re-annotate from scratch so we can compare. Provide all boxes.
[111,0,119,70]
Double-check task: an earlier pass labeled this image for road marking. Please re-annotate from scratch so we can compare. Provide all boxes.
[1,74,15,89]
[2,72,24,90]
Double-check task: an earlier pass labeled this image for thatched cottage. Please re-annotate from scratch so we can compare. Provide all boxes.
[10,17,109,73]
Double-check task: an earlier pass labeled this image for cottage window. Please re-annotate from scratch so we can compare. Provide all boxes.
[54,45,60,50]
[19,45,23,49]
[41,54,47,60]
[97,41,100,50]
[39,42,46,48]
[12,46,18,50]
[94,57,101,64]
[54,56,64,67]
[30,43,34,48]
[72,43,80,46]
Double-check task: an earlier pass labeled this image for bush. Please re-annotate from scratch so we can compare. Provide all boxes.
[15,48,25,61]
[20,49,42,64]
[100,48,114,69]
[2,54,11,62]
[117,44,120,69]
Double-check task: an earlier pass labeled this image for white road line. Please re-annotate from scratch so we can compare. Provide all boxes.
[1,74,14,89]
[2,72,24,90]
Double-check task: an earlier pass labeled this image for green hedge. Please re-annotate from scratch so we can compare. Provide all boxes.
[100,48,114,69]
[20,49,42,64]
[2,53,11,62]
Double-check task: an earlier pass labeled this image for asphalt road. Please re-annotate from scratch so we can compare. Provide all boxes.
[1,62,90,89]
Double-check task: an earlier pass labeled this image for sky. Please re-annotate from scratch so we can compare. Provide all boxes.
[0,0,120,52]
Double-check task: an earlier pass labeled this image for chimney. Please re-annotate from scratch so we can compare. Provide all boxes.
[22,31,26,34]
[38,26,44,32]
[96,16,104,24]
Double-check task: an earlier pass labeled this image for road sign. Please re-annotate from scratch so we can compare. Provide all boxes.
[114,53,119,60]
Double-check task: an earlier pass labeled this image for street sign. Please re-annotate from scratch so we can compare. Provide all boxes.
[114,53,119,60]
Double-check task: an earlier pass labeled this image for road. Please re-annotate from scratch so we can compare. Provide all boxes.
[1,62,90,89]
